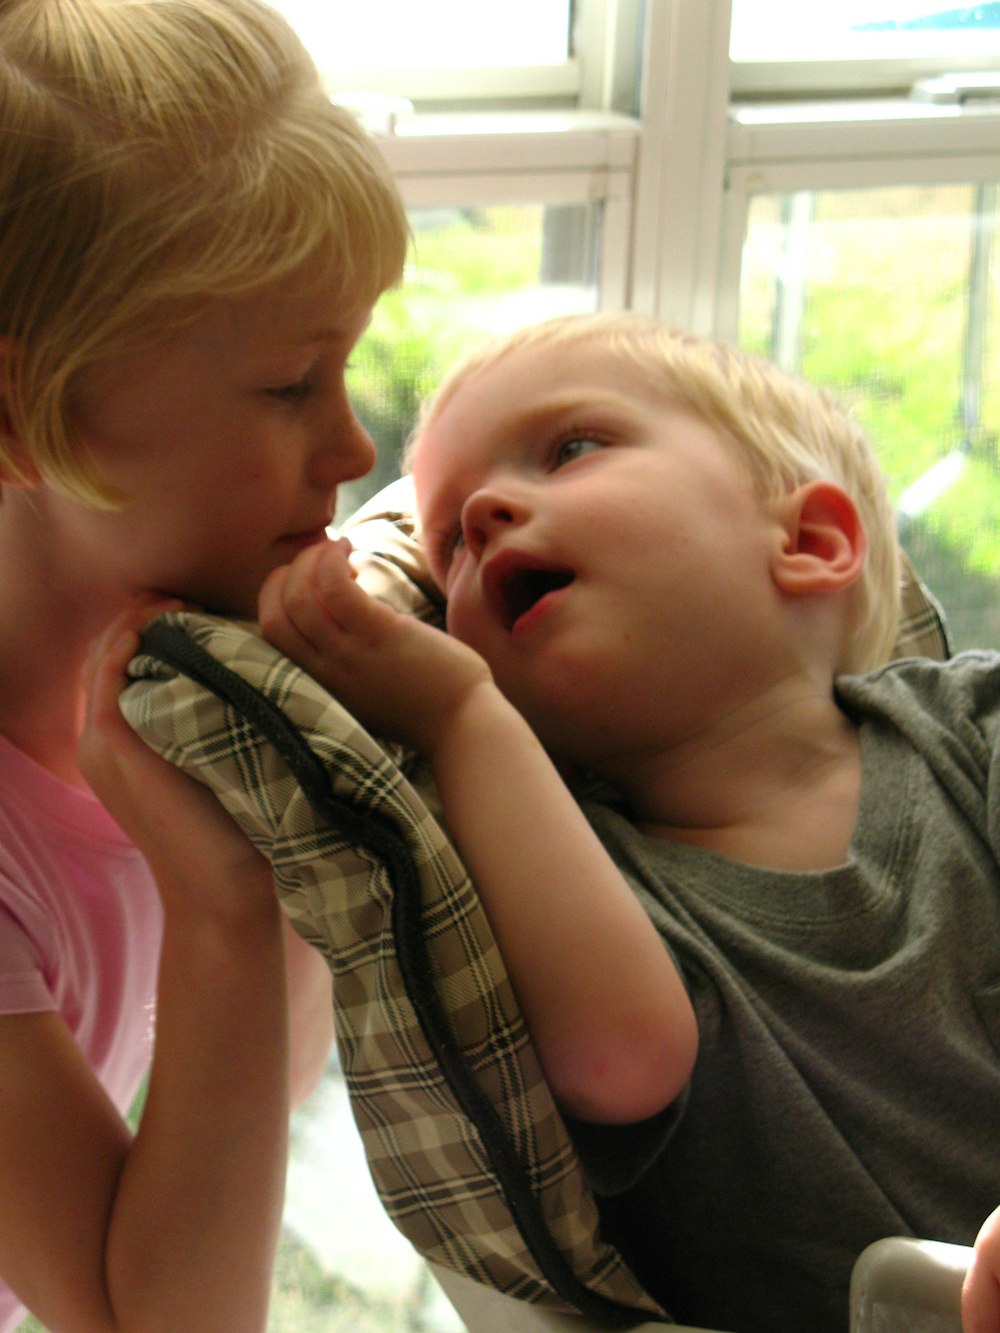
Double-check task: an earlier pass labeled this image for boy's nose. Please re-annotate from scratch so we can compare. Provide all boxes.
[461,486,528,558]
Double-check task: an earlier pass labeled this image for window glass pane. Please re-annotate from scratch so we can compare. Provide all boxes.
[738,183,1000,650]
[269,0,571,71]
[336,202,601,521]
[731,2,1000,62]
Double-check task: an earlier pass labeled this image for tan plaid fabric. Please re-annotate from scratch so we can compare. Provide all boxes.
[121,610,661,1325]
[894,568,952,661]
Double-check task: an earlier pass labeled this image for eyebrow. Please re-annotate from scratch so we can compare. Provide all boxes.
[421,387,633,496]
[496,387,638,435]
[433,375,637,462]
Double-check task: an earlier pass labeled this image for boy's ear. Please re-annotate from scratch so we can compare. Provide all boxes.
[770,480,867,596]
[0,338,41,489]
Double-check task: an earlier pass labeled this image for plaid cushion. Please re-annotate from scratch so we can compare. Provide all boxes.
[121,610,662,1326]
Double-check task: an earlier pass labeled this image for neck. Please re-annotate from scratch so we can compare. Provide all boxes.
[600,676,862,872]
[0,492,131,786]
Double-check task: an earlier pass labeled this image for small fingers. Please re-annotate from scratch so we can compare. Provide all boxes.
[311,541,384,631]
[258,550,333,661]
[260,538,382,661]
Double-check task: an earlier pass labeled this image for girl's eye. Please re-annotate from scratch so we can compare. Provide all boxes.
[266,377,312,403]
[553,436,604,468]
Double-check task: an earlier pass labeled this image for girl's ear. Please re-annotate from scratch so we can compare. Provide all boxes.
[0,339,41,488]
[770,480,867,596]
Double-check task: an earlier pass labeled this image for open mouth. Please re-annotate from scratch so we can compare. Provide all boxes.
[496,565,575,630]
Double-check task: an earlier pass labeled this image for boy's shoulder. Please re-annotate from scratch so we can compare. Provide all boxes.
[842,646,1000,687]
[837,648,1000,737]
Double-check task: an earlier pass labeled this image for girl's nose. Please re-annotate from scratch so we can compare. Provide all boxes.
[310,405,376,489]
[341,410,377,482]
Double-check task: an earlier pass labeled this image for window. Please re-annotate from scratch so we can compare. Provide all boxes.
[278,1072,463,1330]
[715,0,1000,650]
[731,0,1000,95]
[267,0,576,103]
[732,0,1000,58]
[737,183,1000,649]
[274,0,570,68]
[261,1,640,524]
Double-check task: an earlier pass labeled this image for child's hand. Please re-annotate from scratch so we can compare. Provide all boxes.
[79,595,272,908]
[963,1204,1000,1332]
[258,538,492,755]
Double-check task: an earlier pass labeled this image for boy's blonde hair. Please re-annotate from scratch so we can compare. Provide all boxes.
[0,0,408,506]
[414,312,901,674]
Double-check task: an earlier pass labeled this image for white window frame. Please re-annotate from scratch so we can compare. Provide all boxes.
[314,1,643,307]
[375,110,639,307]
[327,61,583,105]
[718,99,1000,338]
[732,52,1000,100]
[268,0,579,105]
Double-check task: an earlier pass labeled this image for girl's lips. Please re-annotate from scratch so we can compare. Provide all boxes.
[276,526,332,556]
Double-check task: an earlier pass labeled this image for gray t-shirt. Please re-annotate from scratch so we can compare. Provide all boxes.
[574,652,1000,1333]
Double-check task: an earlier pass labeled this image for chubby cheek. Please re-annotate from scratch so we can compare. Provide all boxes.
[445,590,518,676]
[443,585,484,652]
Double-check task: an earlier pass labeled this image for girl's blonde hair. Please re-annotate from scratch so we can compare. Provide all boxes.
[413,312,901,674]
[0,0,408,506]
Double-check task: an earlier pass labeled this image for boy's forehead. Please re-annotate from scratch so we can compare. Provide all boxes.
[422,337,666,455]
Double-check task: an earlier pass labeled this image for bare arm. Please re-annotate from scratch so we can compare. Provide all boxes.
[259,542,697,1125]
[0,598,331,1333]
[84,602,293,1330]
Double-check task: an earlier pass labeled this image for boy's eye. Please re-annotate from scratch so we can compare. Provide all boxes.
[432,525,464,577]
[553,436,604,468]
[422,526,463,591]
[439,526,465,566]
